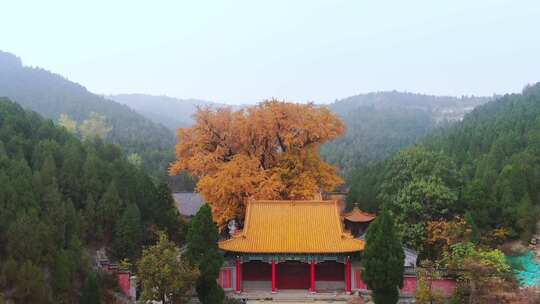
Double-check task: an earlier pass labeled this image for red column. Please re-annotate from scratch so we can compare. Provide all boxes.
[235,258,242,293]
[271,260,277,293]
[310,261,316,293]
[345,257,352,294]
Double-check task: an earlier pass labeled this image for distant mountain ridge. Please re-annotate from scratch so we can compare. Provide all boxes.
[108,94,237,131]
[109,90,492,177]
[0,50,174,179]
[322,91,492,174]
[329,91,491,123]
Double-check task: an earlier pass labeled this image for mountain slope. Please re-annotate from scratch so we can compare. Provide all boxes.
[0,97,182,302]
[109,94,231,131]
[348,83,540,242]
[322,91,491,174]
[0,50,174,178]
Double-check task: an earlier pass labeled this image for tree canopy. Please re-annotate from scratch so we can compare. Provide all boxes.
[138,232,198,304]
[186,204,224,304]
[0,98,183,302]
[0,51,187,189]
[362,210,404,304]
[170,100,345,226]
[348,83,540,250]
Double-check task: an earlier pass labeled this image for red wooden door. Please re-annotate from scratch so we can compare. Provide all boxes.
[277,261,310,289]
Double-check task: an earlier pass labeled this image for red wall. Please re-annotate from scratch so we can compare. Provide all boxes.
[118,272,130,296]
[431,279,456,297]
[354,269,456,298]
[218,268,233,289]
[355,269,368,290]
[401,276,417,295]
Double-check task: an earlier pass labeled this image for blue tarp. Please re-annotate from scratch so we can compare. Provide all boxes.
[507,251,540,286]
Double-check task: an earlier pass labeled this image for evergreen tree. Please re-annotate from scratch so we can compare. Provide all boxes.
[99,182,123,240]
[362,210,404,304]
[14,261,51,304]
[59,142,83,207]
[155,183,185,243]
[113,202,143,261]
[516,194,539,241]
[0,98,181,300]
[82,194,103,242]
[52,249,76,302]
[80,272,101,304]
[186,204,224,304]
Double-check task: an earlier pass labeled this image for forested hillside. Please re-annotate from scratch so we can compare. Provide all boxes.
[108,90,490,180]
[0,98,183,303]
[322,92,490,174]
[0,51,174,179]
[348,84,540,252]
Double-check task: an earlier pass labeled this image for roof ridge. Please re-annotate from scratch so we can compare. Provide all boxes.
[252,200,334,204]
[334,200,346,236]
[242,199,253,236]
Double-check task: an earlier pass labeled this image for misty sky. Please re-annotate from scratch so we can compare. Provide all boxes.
[1,0,539,104]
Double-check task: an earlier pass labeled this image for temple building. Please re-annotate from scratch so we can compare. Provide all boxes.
[342,205,376,238]
[215,199,453,299]
[217,200,364,293]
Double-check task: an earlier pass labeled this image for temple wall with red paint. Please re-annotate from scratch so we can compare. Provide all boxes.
[431,279,456,297]
[400,276,417,295]
[353,268,456,298]
[218,267,234,290]
[118,272,131,296]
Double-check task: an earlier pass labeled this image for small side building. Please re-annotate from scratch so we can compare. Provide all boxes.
[342,206,376,237]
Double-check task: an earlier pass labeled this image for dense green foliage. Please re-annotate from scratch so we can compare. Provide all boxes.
[322,91,489,175]
[380,147,461,251]
[0,98,182,302]
[137,232,197,304]
[80,272,101,304]
[362,210,404,304]
[0,50,191,188]
[423,84,540,242]
[186,204,224,304]
[349,84,540,252]
[321,105,435,173]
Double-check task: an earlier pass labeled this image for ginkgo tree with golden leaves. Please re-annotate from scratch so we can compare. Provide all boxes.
[169,99,345,226]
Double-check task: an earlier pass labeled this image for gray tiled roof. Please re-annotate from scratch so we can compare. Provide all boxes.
[173,192,204,216]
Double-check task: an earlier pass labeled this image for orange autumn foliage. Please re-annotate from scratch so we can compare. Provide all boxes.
[427,217,472,258]
[169,100,345,226]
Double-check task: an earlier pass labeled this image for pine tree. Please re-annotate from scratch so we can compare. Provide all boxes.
[80,272,100,304]
[52,249,75,302]
[113,202,142,261]
[99,182,123,240]
[516,194,539,241]
[82,194,103,242]
[155,183,185,243]
[362,210,405,304]
[14,261,51,304]
[186,204,224,304]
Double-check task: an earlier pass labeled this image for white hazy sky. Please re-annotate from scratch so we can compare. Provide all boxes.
[1,0,539,104]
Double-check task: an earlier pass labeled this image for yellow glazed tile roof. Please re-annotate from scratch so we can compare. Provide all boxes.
[219,200,365,254]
